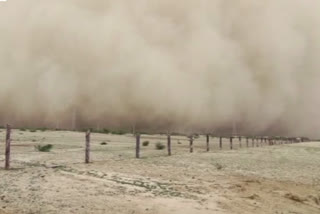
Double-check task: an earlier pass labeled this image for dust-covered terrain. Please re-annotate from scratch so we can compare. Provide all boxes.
[0,129,319,214]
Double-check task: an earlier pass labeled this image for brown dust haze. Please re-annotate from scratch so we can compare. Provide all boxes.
[0,0,320,137]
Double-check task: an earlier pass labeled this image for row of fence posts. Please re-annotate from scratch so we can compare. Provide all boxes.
[2,126,306,168]
[133,134,304,159]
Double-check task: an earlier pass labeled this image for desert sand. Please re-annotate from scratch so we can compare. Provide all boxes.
[0,129,319,214]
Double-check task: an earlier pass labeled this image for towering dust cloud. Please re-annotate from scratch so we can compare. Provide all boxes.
[0,0,320,136]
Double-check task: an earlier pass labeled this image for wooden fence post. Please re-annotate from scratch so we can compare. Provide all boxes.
[5,124,11,170]
[85,130,91,164]
[136,133,141,158]
[206,135,210,152]
[189,136,193,153]
[219,137,222,150]
[252,138,255,147]
[230,137,233,150]
[239,136,242,148]
[246,137,249,148]
[167,134,171,156]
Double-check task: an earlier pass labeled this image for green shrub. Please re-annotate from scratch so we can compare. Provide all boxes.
[101,129,110,134]
[111,130,126,135]
[155,142,165,150]
[19,128,27,131]
[29,129,37,132]
[100,142,108,145]
[35,144,53,152]
[142,141,149,146]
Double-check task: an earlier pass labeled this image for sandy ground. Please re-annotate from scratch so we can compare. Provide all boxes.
[0,129,319,214]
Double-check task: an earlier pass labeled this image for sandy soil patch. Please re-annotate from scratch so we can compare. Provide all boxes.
[0,130,319,213]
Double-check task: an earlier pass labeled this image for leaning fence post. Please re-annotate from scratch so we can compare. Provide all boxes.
[5,124,11,170]
[167,134,171,156]
[206,135,210,152]
[136,133,141,158]
[230,137,233,150]
[85,130,91,164]
[189,136,193,153]
[219,137,222,150]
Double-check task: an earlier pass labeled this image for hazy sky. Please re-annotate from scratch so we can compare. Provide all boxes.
[0,0,320,137]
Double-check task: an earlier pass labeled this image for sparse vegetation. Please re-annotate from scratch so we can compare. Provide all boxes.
[111,130,126,135]
[155,142,165,150]
[193,134,200,139]
[89,128,110,134]
[142,141,150,146]
[101,128,110,134]
[19,128,27,131]
[35,144,53,152]
[29,129,37,132]
[214,163,223,170]
[100,142,108,145]
[82,128,126,135]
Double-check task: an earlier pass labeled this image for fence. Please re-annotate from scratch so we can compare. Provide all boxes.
[1,125,308,169]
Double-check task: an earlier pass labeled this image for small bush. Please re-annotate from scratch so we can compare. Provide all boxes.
[155,142,165,150]
[39,127,47,132]
[142,141,149,146]
[111,130,126,135]
[19,128,27,131]
[35,144,53,152]
[193,134,200,139]
[100,142,108,145]
[101,128,110,134]
[29,129,37,132]
[88,128,110,134]
[214,163,223,170]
